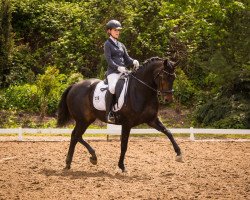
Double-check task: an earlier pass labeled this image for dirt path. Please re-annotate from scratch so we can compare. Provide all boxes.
[0,138,249,200]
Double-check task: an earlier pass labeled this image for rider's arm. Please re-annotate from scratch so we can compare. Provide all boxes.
[122,44,134,68]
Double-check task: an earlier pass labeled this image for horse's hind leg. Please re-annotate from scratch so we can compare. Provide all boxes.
[65,121,92,169]
[78,136,97,165]
[65,126,78,170]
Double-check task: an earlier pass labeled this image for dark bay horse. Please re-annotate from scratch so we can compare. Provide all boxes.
[57,57,182,172]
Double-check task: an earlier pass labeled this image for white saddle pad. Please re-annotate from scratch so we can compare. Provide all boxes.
[93,78,129,112]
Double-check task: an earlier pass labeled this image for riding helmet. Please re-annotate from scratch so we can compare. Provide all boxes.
[106,20,122,30]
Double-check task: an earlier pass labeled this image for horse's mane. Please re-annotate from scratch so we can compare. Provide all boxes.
[138,57,163,72]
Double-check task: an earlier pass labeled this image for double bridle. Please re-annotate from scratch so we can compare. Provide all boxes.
[130,69,176,96]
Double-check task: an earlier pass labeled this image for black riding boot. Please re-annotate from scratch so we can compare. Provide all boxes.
[106,91,115,123]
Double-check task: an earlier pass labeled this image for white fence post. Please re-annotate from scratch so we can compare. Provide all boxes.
[18,127,23,141]
[106,124,122,141]
[189,127,195,141]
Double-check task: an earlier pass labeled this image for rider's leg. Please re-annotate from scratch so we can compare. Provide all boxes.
[106,73,121,123]
[105,90,115,123]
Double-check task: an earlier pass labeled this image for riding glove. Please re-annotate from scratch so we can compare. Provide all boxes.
[118,66,127,73]
[133,60,140,70]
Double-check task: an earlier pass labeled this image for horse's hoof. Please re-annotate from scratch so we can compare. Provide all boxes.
[90,157,97,165]
[115,168,127,174]
[175,155,184,163]
[64,165,71,170]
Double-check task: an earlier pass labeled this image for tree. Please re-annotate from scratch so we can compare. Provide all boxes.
[0,0,13,88]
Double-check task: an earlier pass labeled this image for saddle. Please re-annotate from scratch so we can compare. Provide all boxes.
[93,74,129,112]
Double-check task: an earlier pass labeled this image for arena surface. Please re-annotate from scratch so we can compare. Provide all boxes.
[0,137,249,200]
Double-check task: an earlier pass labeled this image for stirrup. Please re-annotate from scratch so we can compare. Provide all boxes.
[107,112,115,123]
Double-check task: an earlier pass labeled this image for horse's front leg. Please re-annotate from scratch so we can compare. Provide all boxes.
[148,117,183,162]
[118,125,131,172]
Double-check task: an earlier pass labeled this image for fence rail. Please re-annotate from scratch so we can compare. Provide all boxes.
[0,125,249,141]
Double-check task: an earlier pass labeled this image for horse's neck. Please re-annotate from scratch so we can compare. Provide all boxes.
[134,63,161,87]
[128,68,159,113]
[130,66,157,96]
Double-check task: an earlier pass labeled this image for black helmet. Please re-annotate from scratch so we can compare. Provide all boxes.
[106,20,122,30]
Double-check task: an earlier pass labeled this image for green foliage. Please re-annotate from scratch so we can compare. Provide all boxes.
[0,66,83,116]
[0,110,19,128]
[3,84,39,111]
[0,0,13,87]
[6,44,36,85]
[66,72,84,85]
[174,69,196,105]
[36,66,67,116]
[195,98,230,126]
[0,0,248,128]
[194,96,250,129]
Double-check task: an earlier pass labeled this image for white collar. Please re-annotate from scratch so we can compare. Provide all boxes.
[109,36,118,44]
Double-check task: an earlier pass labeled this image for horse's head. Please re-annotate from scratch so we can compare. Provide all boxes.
[153,59,178,102]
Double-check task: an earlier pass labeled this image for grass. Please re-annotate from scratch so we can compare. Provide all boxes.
[0,133,249,139]
[193,134,250,139]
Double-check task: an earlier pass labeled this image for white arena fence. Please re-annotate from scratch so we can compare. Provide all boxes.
[0,124,249,141]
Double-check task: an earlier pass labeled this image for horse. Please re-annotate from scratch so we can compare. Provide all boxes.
[57,57,182,172]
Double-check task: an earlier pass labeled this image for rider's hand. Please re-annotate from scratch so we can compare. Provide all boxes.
[118,66,127,73]
[133,60,140,70]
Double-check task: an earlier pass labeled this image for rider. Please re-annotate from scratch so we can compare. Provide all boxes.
[104,19,139,123]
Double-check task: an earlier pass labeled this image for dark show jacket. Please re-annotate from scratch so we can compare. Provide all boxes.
[104,38,134,75]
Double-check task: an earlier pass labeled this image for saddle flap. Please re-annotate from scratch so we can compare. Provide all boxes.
[93,77,129,112]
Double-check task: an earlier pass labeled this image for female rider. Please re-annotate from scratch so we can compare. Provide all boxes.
[104,19,139,123]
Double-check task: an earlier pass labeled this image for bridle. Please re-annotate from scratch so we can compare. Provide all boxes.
[154,69,176,95]
[130,69,176,96]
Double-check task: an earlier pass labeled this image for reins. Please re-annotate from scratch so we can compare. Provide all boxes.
[130,69,176,95]
[130,73,161,95]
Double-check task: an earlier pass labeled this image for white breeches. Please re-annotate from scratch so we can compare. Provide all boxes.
[107,73,122,94]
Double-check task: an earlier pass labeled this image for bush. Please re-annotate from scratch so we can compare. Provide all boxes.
[6,44,36,85]
[36,66,83,115]
[0,110,19,128]
[0,90,7,109]
[0,66,83,115]
[66,72,84,85]
[174,68,196,106]
[194,96,249,128]
[3,84,39,112]
[212,114,247,129]
[36,66,67,116]
[194,98,231,126]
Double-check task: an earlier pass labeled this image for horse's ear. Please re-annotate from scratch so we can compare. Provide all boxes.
[164,59,179,69]
[163,59,172,70]
[163,59,169,68]
[172,60,180,68]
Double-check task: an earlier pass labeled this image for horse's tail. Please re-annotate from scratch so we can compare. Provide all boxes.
[57,85,73,127]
